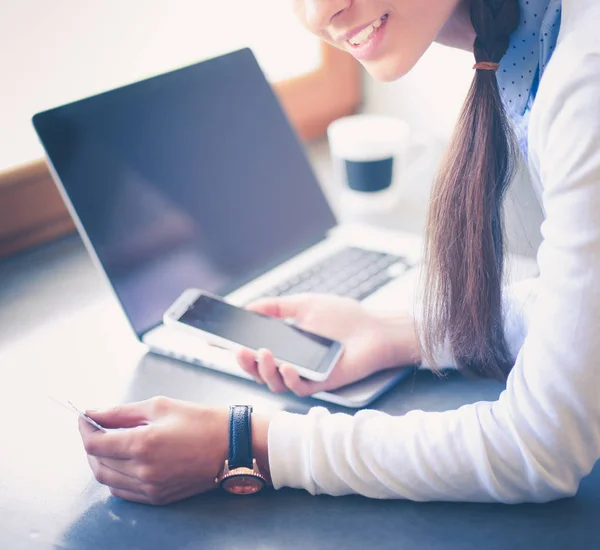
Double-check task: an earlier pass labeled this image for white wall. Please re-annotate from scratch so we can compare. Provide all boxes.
[363,44,474,141]
[0,0,319,172]
[361,43,543,258]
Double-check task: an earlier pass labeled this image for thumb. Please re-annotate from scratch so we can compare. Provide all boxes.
[86,402,150,429]
[246,295,307,319]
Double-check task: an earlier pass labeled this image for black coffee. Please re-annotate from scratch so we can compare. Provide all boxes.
[344,157,393,193]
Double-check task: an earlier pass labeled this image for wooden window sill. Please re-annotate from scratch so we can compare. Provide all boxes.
[0,44,360,259]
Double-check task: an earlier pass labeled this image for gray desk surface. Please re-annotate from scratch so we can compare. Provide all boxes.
[1,236,599,550]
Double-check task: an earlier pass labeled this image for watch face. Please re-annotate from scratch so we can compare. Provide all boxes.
[222,474,265,495]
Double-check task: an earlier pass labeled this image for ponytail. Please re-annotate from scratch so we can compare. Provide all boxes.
[421,0,520,380]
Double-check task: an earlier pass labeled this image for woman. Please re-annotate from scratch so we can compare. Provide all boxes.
[79,0,600,504]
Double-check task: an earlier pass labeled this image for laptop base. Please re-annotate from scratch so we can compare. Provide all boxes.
[143,323,412,409]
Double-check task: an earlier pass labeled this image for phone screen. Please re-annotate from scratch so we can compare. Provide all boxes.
[179,295,339,373]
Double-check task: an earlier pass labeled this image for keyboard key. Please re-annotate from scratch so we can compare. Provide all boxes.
[254,247,410,303]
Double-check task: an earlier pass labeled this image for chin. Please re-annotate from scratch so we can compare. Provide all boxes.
[362,57,416,83]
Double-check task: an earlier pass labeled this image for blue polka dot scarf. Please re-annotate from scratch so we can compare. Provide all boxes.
[496,0,562,154]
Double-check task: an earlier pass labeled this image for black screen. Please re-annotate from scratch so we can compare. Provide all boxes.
[180,295,337,371]
[32,49,337,337]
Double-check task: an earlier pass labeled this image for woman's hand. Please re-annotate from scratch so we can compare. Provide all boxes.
[236,294,420,396]
[79,397,269,505]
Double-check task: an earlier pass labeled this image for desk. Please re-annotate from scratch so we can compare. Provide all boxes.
[1,236,598,550]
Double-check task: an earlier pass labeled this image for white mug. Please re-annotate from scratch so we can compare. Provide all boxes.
[327,114,410,224]
[327,114,410,194]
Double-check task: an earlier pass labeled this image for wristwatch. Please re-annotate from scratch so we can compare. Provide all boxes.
[215,405,267,495]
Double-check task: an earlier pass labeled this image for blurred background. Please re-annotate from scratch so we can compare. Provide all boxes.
[0,0,543,260]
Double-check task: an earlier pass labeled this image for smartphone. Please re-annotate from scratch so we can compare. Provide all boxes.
[163,289,344,382]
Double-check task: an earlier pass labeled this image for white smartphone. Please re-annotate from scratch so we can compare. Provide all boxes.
[163,289,344,382]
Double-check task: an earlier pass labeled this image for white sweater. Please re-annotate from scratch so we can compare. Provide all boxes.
[268,0,600,503]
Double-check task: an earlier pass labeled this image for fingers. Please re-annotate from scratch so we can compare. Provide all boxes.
[279,364,325,397]
[255,349,287,393]
[80,397,177,460]
[86,440,179,506]
[108,487,181,506]
[236,348,264,384]
[90,457,193,506]
[79,417,146,459]
[85,401,151,429]
[237,348,322,396]
[96,456,137,478]
[236,348,286,392]
[88,455,143,494]
[108,487,152,505]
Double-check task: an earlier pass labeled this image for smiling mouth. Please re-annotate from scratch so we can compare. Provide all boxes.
[347,14,388,47]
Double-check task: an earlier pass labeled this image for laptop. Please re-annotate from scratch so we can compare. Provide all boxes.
[32,48,424,408]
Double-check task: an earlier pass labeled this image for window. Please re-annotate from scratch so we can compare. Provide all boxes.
[0,1,360,258]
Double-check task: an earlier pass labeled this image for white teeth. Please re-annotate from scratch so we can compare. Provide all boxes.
[348,17,385,46]
[350,26,374,45]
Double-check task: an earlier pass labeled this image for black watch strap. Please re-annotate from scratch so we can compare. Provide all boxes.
[228,405,253,469]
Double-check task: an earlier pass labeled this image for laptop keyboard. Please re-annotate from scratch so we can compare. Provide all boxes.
[258,247,411,302]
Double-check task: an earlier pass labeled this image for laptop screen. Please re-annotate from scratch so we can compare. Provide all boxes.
[33,49,337,338]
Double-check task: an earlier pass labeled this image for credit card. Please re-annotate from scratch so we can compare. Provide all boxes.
[48,396,107,432]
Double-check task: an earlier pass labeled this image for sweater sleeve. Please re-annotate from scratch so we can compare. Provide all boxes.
[267,45,600,503]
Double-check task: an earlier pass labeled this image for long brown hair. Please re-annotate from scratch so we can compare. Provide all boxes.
[421,0,520,380]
